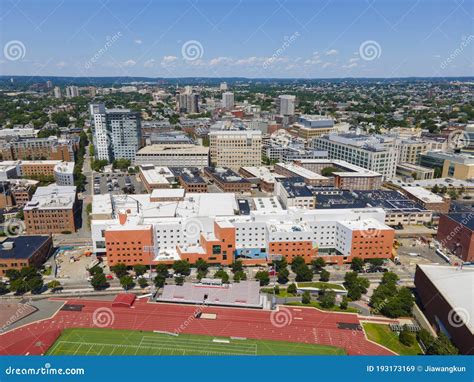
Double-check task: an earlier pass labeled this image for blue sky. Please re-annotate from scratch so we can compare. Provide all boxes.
[0,0,473,78]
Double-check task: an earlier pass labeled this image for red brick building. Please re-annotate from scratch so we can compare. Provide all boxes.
[437,213,474,262]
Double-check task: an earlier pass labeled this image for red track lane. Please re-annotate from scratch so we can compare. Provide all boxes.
[0,298,394,355]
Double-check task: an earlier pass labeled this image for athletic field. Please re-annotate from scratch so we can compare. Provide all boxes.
[47,328,345,355]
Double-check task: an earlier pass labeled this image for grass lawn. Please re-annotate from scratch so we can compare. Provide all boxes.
[297,282,345,291]
[286,301,359,313]
[261,288,297,298]
[363,323,422,355]
[47,328,345,356]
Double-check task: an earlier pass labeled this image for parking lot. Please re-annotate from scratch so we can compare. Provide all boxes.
[92,172,145,195]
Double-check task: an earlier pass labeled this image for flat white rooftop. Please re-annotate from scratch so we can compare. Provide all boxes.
[418,264,474,334]
[253,196,283,212]
[401,186,444,204]
[139,165,173,186]
[276,162,327,180]
[339,217,391,232]
[150,188,185,199]
[54,161,75,174]
[240,166,284,183]
[24,184,76,210]
[137,144,209,155]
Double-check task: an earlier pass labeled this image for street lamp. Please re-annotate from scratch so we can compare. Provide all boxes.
[268,254,282,309]
[143,244,160,297]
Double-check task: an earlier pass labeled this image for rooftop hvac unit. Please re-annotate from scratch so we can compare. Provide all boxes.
[2,241,14,250]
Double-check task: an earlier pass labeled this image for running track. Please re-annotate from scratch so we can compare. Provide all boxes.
[0,298,395,355]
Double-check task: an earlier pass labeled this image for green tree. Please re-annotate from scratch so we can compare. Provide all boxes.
[196,270,207,280]
[214,269,230,283]
[319,288,336,309]
[339,296,348,310]
[88,265,103,276]
[155,264,169,278]
[233,270,247,282]
[154,275,166,288]
[427,333,459,355]
[28,276,44,293]
[343,271,369,301]
[287,283,297,295]
[321,166,339,176]
[380,287,414,318]
[0,281,9,295]
[175,276,185,286]
[91,273,109,290]
[277,267,289,284]
[112,158,131,171]
[47,280,62,292]
[133,264,147,277]
[5,269,21,281]
[294,263,313,282]
[312,257,326,273]
[195,259,209,274]
[110,263,128,278]
[119,275,134,290]
[350,257,364,272]
[291,256,306,272]
[172,260,191,276]
[399,326,415,346]
[255,270,270,286]
[302,291,311,304]
[231,260,243,273]
[138,278,148,289]
[10,278,29,294]
[319,269,330,282]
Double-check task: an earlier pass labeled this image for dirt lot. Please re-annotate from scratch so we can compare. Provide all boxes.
[55,247,99,282]
[396,238,449,274]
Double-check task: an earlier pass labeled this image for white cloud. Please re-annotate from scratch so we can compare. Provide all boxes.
[134,39,143,45]
[325,49,338,56]
[56,61,67,68]
[209,56,232,66]
[122,59,136,67]
[235,56,262,65]
[160,56,178,67]
[143,59,156,68]
[349,57,360,63]
[343,62,358,69]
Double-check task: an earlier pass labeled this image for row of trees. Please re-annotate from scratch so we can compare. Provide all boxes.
[1,266,62,295]
[369,272,414,318]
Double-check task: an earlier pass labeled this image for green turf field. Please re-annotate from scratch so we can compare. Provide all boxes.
[47,328,345,355]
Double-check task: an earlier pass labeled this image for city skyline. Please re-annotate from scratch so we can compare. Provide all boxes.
[1,0,473,79]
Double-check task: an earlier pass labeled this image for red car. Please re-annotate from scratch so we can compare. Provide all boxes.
[106,274,114,280]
